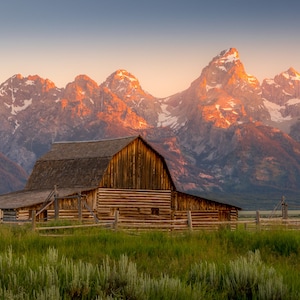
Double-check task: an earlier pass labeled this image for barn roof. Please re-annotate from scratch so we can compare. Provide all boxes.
[0,188,89,209]
[25,136,140,191]
[39,136,138,161]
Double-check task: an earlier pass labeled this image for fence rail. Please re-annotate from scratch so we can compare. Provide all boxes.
[32,218,300,233]
[3,210,300,232]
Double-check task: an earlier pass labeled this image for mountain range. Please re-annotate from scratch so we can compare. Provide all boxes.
[1,47,300,210]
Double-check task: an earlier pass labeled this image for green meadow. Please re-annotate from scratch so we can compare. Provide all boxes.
[0,224,300,299]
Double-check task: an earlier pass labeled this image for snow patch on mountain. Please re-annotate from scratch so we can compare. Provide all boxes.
[115,70,139,89]
[157,103,185,129]
[25,80,35,86]
[283,70,300,81]
[0,87,8,96]
[12,119,20,134]
[247,74,258,85]
[157,104,178,127]
[6,98,33,115]
[218,48,239,63]
[263,99,292,122]
[206,83,222,91]
[286,98,300,106]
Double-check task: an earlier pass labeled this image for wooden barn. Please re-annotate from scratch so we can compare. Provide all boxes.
[0,136,240,229]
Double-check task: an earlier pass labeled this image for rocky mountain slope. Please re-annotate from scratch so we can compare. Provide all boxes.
[1,48,300,209]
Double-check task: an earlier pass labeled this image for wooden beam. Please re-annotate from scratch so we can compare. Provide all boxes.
[187,210,193,230]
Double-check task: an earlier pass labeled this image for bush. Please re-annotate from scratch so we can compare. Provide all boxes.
[188,250,286,299]
[0,247,203,299]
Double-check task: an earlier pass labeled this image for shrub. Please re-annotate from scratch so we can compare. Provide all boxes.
[0,246,204,299]
[188,250,286,299]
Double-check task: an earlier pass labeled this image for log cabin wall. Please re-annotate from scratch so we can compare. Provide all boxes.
[2,209,17,221]
[46,195,95,221]
[97,188,172,220]
[173,191,238,222]
[3,204,42,222]
[18,209,31,220]
[100,138,174,190]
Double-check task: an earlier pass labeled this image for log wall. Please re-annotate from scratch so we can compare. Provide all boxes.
[173,191,239,222]
[2,209,17,222]
[97,188,172,220]
[46,209,94,221]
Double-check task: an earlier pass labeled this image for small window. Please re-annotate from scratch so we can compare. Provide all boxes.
[151,208,159,215]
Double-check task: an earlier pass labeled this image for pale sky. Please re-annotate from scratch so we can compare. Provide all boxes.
[0,0,299,97]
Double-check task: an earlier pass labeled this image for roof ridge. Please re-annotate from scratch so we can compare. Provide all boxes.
[53,135,139,144]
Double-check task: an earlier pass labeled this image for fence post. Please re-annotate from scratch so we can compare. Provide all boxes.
[281,196,288,219]
[256,210,260,226]
[54,185,59,220]
[78,193,82,222]
[32,210,36,231]
[114,210,119,230]
[187,210,193,230]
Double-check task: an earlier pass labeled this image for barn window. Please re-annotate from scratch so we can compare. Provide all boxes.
[151,208,159,215]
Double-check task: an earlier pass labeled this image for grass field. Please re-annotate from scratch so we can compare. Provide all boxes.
[0,223,300,299]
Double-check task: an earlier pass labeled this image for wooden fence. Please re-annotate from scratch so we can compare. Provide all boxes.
[3,209,300,232]
[30,210,300,233]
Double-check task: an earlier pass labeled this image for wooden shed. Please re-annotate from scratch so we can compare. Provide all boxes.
[0,136,240,228]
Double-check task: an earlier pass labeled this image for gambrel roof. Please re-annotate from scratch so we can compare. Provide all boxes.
[25,135,175,191]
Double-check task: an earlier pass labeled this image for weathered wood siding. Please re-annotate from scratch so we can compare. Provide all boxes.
[173,191,238,221]
[97,188,172,220]
[100,138,174,190]
[3,205,41,222]
[45,194,96,221]
[46,209,94,220]
[2,209,17,222]
[174,210,237,230]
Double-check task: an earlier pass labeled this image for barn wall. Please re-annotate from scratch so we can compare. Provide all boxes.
[45,195,95,221]
[173,192,238,221]
[97,188,172,220]
[2,209,17,222]
[83,189,98,210]
[100,138,174,190]
[2,204,43,222]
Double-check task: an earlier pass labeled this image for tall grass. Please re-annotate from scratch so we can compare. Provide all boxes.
[0,225,300,298]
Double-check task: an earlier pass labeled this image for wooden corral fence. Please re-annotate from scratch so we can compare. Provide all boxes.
[238,209,300,231]
[28,210,300,233]
[3,207,300,232]
[32,209,237,233]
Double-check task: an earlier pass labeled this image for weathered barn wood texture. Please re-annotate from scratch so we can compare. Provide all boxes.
[99,138,174,190]
[97,188,172,220]
[174,191,234,211]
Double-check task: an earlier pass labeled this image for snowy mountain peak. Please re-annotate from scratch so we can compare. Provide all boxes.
[283,67,300,81]
[214,48,240,69]
[115,69,139,83]
[103,69,141,94]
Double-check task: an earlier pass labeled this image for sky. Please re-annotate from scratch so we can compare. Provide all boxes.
[0,0,299,98]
